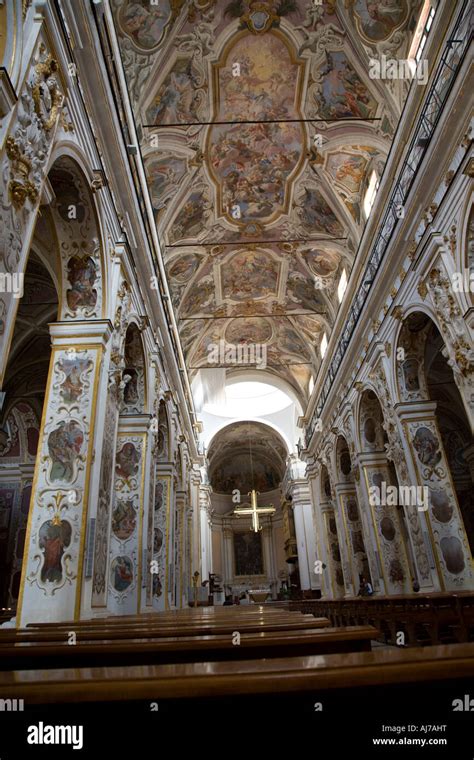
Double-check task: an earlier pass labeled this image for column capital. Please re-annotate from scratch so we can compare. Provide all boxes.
[117,414,152,434]
[394,401,438,422]
[50,320,113,347]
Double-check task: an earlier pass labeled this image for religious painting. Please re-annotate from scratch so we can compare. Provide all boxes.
[340,450,352,476]
[115,442,140,480]
[326,152,367,194]
[154,527,164,554]
[298,189,344,236]
[146,57,202,125]
[38,519,72,583]
[402,358,420,391]
[170,190,209,242]
[212,454,280,494]
[66,256,98,311]
[234,531,264,576]
[316,51,377,120]
[430,489,454,524]
[389,558,405,583]
[352,0,409,42]
[302,248,340,277]
[49,167,86,223]
[413,427,442,468]
[58,356,91,404]
[286,273,327,313]
[225,317,273,345]
[181,277,215,316]
[277,322,308,358]
[221,251,279,301]
[380,516,396,541]
[47,420,84,482]
[363,417,377,444]
[112,498,137,540]
[440,536,465,575]
[148,157,187,209]
[346,497,359,522]
[167,253,201,283]
[118,0,173,50]
[209,33,304,224]
[110,555,134,592]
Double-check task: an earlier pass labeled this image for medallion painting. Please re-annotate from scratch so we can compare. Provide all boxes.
[58,355,92,405]
[66,256,98,311]
[352,0,409,42]
[38,519,72,584]
[208,33,304,225]
[117,0,173,51]
[110,555,134,592]
[47,420,84,483]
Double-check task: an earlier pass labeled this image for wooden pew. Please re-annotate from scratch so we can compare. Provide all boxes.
[283,593,474,646]
[0,615,332,644]
[1,642,472,704]
[0,625,377,670]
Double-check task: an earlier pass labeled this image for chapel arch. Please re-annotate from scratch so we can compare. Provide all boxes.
[0,252,59,609]
[46,154,106,321]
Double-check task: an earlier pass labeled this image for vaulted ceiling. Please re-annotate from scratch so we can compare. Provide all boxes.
[207,420,287,495]
[112,0,423,407]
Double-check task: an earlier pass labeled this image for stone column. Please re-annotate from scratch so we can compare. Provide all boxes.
[357,451,412,594]
[261,522,277,596]
[17,320,112,625]
[190,467,201,580]
[289,479,318,592]
[306,459,333,598]
[151,462,173,611]
[222,525,234,590]
[175,490,186,609]
[199,484,212,583]
[396,401,473,590]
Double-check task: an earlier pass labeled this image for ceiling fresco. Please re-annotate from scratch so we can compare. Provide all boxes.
[112,0,423,406]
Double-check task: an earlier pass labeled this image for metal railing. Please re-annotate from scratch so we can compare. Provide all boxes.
[306,0,472,447]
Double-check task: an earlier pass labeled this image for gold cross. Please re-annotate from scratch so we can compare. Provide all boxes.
[234,489,275,532]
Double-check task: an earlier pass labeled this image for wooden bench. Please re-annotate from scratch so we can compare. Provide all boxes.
[284,593,474,646]
[0,625,376,669]
[1,642,472,703]
[0,616,332,644]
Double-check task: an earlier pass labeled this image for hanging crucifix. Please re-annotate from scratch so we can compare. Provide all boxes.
[234,489,276,533]
[233,428,276,531]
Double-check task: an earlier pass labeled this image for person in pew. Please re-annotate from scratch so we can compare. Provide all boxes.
[358,576,373,597]
[223,595,233,606]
